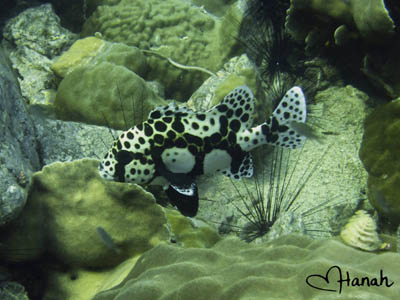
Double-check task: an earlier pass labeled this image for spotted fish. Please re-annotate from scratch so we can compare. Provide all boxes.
[99,86,307,217]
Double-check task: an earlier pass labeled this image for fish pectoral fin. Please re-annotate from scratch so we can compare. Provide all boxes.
[166,182,199,217]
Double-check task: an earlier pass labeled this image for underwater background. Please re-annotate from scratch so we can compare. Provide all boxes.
[0,0,400,299]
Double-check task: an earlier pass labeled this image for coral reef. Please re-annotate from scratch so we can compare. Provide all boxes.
[164,208,220,248]
[286,0,395,45]
[93,234,400,299]
[359,99,400,226]
[54,61,166,129]
[1,159,169,268]
[81,0,242,100]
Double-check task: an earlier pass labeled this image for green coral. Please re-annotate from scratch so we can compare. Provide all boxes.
[287,0,395,44]
[93,234,400,299]
[2,159,169,268]
[81,0,241,100]
[55,61,166,130]
[359,100,400,225]
[164,208,220,248]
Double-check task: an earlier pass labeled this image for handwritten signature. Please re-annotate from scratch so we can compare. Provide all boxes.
[306,265,394,294]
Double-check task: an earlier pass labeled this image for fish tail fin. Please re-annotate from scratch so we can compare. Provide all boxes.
[263,86,307,149]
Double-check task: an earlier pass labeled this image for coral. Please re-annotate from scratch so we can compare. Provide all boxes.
[286,0,395,45]
[164,208,220,248]
[340,210,389,251]
[2,159,169,268]
[54,61,166,130]
[51,37,149,79]
[359,100,400,226]
[51,37,107,77]
[81,0,241,100]
[93,234,400,299]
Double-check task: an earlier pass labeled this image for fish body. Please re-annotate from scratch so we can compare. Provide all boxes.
[99,86,307,216]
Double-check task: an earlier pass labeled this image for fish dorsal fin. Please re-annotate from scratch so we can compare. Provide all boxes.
[272,86,306,124]
[148,102,195,120]
[271,86,307,148]
[211,85,255,130]
[219,153,254,179]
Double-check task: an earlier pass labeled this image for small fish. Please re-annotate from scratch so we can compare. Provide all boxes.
[96,226,120,254]
[99,86,308,217]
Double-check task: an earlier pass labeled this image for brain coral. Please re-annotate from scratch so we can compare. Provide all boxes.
[82,0,240,100]
[93,234,400,299]
[359,100,400,226]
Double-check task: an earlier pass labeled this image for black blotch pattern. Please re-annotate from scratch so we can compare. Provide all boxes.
[210,132,221,144]
[155,121,167,132]
[162,117,173,123]
[196,114,206,121]
[192,122,199,130]
[172,119,185,133]
[271,117,279,132]
[154,134,164,144]
[240,113,249,123]
[229,119,241,132]
[167,130,176,139]
[188,145,198,155]
[127,132,134,139]
[219,116,228,136]
[175,137,187,148]
[124,141,131,148]
[150,110,161,119]
[117,141,122,150]
[184,133,203,146]
[228,132,236,144]
[139,137,145,144]
[144,123,153,137]
[235,108,243,117]
[217,104,228,112]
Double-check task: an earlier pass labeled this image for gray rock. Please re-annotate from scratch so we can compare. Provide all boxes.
[2,3,77,105]
[0,47,40,225]
[31,108,119,166]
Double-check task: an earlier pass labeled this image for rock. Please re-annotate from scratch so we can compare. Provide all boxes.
[2,3,77,105]
[31,108,118,165]
[92,234,400,299]
[0,47,40,226]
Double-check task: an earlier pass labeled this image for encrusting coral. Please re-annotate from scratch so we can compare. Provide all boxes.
[92,234,400,300]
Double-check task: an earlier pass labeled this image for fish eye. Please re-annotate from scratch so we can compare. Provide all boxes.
[115,150,134,164]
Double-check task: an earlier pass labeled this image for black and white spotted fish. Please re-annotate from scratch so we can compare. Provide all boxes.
[99,86,307,217]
